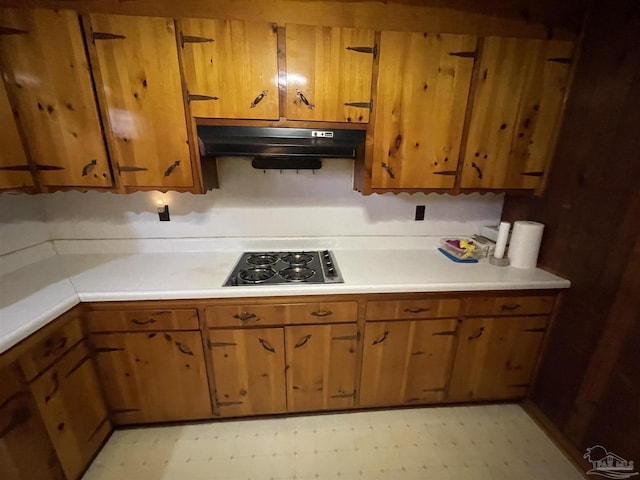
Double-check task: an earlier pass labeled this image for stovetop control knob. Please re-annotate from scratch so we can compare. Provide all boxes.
[322,250,331,259]
[327,267,336,277]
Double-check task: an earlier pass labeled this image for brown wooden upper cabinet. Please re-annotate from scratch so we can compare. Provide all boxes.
[285,24,375,123]
[180,19,279,120]
[370,32,477,189]
[0,8,112,188]
[460,37,574,190]
[0,75,33,190]
[87,14,195,188]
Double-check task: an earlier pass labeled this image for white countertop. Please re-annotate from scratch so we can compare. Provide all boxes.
[0,237,570,355]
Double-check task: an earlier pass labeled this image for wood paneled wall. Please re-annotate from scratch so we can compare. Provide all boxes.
[502,0,640,466]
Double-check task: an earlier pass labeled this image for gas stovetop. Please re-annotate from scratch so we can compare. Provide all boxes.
[223,250,343,286]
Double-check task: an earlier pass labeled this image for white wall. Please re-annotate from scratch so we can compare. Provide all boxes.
[0,159,504,254]
[41,158,503,240]
[0,194,49,255]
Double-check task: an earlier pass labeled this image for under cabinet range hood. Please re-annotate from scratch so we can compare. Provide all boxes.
[197,125,366,162]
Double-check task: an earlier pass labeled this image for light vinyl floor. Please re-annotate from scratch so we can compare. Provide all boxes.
[82,404,585,480]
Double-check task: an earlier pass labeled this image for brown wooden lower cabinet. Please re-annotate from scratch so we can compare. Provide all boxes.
[29,342,110,480]
[285,323,358,412]
[209,323,359,416]
[91,331,212,424]
[209,327,287,417]
[0,365,65,480]
[448,315,550,401]
[359,319,458,407]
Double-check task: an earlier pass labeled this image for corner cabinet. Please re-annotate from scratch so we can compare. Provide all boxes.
[460,37,574,190]
[285,25,375,123]
[0,8,112,189]
[369,32,476,189]
[86,14,197,190]
[179,18,279,120]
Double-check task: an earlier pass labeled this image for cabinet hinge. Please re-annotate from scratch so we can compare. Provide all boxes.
[346,45,377,58]
[432,330,457,336]
[208,341,237,348]
[118,165,149,173]
[0,27,28,35]
[92,31,126,41]
[330,390,356,399]
[0,165,31,171]
[95,347,125,353]
[180,32,214,47]
[35,164,65,171]
[188,93,220,103]
[344,101,373,111]
[449,51,477,59]
[521,171,544,177]
[432,170,457,176]
[546,57,571,64]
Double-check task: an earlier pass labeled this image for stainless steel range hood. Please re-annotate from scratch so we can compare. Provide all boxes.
[197,125,366,160]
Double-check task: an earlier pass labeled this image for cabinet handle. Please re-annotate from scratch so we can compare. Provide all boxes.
[164,160,180,177]
[175,341,195,356]
[471,162,483,179]
[44,336,68,357]
[81,159,97,176]
[0,26,28,36]
[0,406,30,439]
[403,307,429,314]
[35,164,65,171]
[188,93,220,102]
[258,338,275,353]
[346,45,376,55]
[433,170,457,176]
[449,50,477,59]
[294,334,312,349]
[546,57,572,64]
[310,310,333,318]
[233,312,257,322]
[0,165,31,171]
[118,165,148,173]
[380,162,395,179]
[468,327,485,341]
[524,327,547,333]
[500,304,521,311]
[344,101,373,111]
[521,171,544,177]
[131,318,156,325]
[250,90,268,108]
[296,89,314,110]
[44,373,59,403]
[372,331,389,345]
[92,31,126,41]
[330,391,356,399]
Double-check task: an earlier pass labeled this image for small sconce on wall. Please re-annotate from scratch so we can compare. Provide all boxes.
[156,197,170,221]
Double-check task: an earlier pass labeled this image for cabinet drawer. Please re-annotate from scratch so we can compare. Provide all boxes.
[365,298,460,321]
[20,318,84,382]
[206,302,358,328]
[85,309,199,332]
[464,295,555,316]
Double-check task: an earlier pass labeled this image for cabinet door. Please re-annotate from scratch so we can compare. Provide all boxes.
[286,24,374,122]
[89,14,194,188]
[0,8,112,187]
[371,32,476,189]
[29,342,110,480]
[0,365,64,480]
[360,319,457,406]
[461,37,574,189]
[91,331,212,424]
[285,323,358,412]
[0,75,32,189]
[180,19,279,120]
[448,316,549,401]
[208,328,286,417]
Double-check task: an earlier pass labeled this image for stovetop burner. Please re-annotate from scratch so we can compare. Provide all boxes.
[224,250,343,286]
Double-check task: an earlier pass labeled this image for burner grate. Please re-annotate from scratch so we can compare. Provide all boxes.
[238,267,276,284]
[279,266,315,282]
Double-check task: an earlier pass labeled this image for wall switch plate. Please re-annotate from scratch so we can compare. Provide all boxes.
[415,205,425,221]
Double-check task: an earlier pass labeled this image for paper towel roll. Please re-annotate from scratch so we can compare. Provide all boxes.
[508,221,544,269]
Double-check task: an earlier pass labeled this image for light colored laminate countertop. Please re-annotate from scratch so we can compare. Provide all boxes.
[0,237,570,355]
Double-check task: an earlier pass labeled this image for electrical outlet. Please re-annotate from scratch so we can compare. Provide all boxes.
[415,205,425,221]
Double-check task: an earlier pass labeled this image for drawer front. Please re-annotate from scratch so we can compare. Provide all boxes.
[365,298,460,321]
[20,318,84,381]
[464,295,555,316]
[206,302,358,328]
[85,309,199,332]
